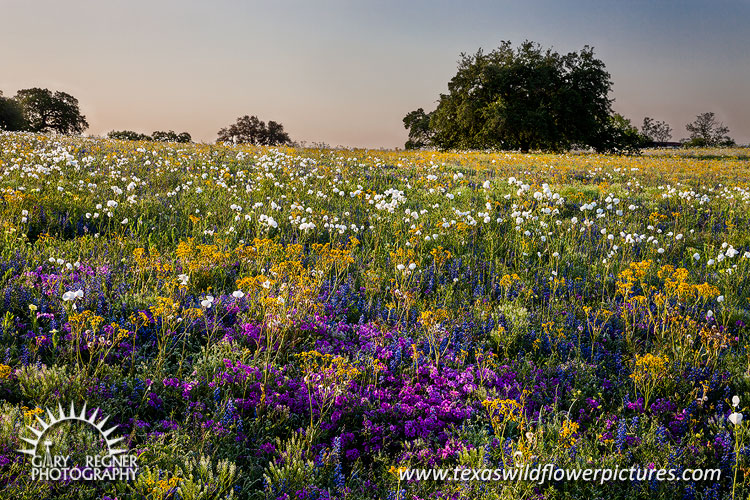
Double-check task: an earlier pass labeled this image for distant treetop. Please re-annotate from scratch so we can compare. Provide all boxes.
[108,130,192,143]
[684,112,734,147]
[14,87,88,134]
[641,117,672,143]
[217,115,292,146]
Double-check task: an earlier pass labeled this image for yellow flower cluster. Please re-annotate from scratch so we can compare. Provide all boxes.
[69,311,107,337]
[145,475,181,498]
[420,309,449,330]
[430,246,452,267]
[298,351,361,380]
[616,260,653,297]
[22,406,43,419]
[498,273,521,288]
[482,398,524,424]
[150,297,180,322]
[631,353,669,384]
[235,275,275,292]
[133,247,172,277]
[659,265,720,301]
[176,238,231,274]
[559,420,579,448]
[0,364,11,380]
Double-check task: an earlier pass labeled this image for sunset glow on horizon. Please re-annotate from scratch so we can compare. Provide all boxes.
[2,0,749,147]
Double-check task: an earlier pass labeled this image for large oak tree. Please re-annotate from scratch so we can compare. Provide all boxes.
[14,88,88,134]
[405,41,638,152]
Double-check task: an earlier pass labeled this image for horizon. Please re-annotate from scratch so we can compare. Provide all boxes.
[2,0,749,148]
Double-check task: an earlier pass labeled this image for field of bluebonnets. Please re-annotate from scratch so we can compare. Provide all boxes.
[1,131,750,499]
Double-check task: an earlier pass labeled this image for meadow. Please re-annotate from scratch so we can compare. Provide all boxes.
[1,131,750,499]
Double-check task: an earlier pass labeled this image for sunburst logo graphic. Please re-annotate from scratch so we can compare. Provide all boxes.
[19,402,126,459]
[18,401,138,482]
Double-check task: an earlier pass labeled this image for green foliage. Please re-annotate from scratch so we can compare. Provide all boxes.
[15,364,80,405]
[217,115,292,146]
[262,433,316,492]
[413,41,626,152]
[14,88,88,134]
[641,116,672,143]
[0,91,27,131]
[152,130,192,143]
[685,112,734,147]
[402,108,434,149]
[107,130,152,141]
[599,113,649,154]
[108,130,192,143]
[177,455,237,500]
[1,135,749,498]
[0,402,23,451]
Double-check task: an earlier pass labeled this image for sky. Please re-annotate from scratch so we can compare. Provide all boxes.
[2,0,749,148]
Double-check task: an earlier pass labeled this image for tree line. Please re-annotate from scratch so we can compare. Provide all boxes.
[107,130,192,143]
[109,115,294,146]
[1,75,734,150]
[403,41,736,152]
[1,87,294,146]
[637,113,734,147]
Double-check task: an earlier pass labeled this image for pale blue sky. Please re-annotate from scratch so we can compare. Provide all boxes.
[2,0,748,147]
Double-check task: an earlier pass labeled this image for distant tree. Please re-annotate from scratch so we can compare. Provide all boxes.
[217,115,292,146]
[402,108,434,149]
[685,112,734,147]
[14,88,88,134]
[108,130,151,141]
[641,117,672,143]
[596,113,649,153]
[152,130,192,143]
[151,130,178,142]
[176,132,192,143]
[217,115,265,144]
[108,130,192,143]
[419,41,620,152]
[0,91,26,131]
[264,121,291,146]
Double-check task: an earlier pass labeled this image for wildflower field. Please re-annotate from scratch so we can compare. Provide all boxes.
[2,132,750,499]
